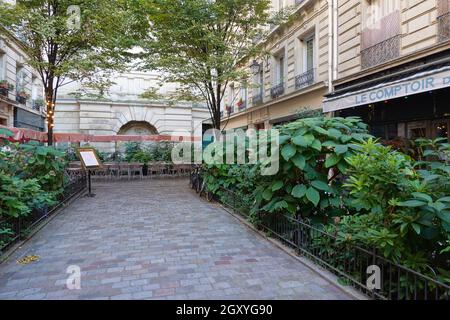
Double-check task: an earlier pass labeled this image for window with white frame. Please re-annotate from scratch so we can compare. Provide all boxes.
[0,53,5,80]
[363,0,400,30]
[16,66,27,92]
[238,86,247,110]
[274,52,285,86]
[295,34,315,89]
[254,68,264,95]
[305,37,314,72]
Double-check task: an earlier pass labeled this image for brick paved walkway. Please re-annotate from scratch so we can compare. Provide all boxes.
[0,180,354,300]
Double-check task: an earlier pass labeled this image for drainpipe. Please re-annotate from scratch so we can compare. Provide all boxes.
[332,0,338,82]
[328,0,334,93]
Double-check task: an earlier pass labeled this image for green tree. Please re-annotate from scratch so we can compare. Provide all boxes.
[0,0,145,144]
[138,0,287,130]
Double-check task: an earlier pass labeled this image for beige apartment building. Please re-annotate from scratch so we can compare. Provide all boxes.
[221,0,334,130]
[324,0,450,141]
[0,26,45,131]
[223,0,450,142]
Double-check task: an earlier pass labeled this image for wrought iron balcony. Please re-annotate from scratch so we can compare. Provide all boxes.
[252,93,263,106]
[295,68,315,90]
[16,95,27,105]
[361,35,401,69]
[270,83,285,99]
[438,12,450,42]
[32,100,43,112]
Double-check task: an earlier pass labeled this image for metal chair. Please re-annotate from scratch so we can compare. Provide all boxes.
[106,163,120,180]
[119,163,131,180]
[129,162,144,179]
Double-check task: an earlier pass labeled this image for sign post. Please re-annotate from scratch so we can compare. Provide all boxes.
[77,148,102,197]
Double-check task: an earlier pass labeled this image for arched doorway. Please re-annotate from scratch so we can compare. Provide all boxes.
[118,121,158,135]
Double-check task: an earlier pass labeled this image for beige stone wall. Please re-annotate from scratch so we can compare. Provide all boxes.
[337,0,450,82]
[222,0,330,130]
[54,98,210,152]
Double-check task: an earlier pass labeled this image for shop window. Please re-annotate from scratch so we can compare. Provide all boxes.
[408,121,428,140]
[255,123,265,131]
[433,120,449,140]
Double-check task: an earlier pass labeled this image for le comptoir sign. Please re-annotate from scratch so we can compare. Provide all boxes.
[323,68,450,113]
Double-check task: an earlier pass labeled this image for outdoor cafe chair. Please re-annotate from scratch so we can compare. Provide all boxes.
[119,163,131,180]
[129,162,144,179]
[105,162,120,180]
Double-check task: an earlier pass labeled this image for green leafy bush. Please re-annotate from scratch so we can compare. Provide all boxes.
[334,138,450,279]
[254,116,372,223]
[201,117,450,289]
[0,131,67,248]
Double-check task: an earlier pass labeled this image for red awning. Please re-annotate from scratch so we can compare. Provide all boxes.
[0,125,200,143]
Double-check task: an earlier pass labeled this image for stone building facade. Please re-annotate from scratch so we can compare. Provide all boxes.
[222,0,450,143]
[54,71,210,151]
[221,0,334,130]
[0,27,45,131]
[325,0,450,141]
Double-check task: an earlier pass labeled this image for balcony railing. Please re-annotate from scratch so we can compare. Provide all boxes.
[270,82,285,99]
[438,12,450,42]
[252,93,263,106]
[16,95,27,105]
[295,68,315,90]
[32,100,43,112]
[361,35,401,69]
[361,11,401,69]
[0,88,8,98]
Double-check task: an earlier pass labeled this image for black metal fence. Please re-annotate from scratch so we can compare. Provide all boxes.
[216,186,450,300]
[0,169,86,255]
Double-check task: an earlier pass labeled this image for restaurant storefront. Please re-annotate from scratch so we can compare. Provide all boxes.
[324,59,450,142]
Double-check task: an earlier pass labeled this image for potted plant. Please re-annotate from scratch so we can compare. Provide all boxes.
[0,80,14,96]
[33,97,44,111]
[236,98,246,111]
[18,91,30,99]
[225,104,233,114]
[132,151,151,176]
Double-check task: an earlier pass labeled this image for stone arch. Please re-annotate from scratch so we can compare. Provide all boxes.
[117,121,158,135]
[113,106,164,134]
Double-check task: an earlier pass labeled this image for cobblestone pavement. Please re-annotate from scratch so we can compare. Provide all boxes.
[0,180,354,300]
